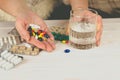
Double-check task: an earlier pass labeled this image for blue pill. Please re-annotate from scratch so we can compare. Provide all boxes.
[27,26,32,32]
[44,34,50,38]
[64,49,70,53]
[38,37,43,41]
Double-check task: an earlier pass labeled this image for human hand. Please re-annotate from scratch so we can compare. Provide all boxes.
[86,11,103,46]
[66,9,103,46]
[96,15,103,46]
[15,11,55,52]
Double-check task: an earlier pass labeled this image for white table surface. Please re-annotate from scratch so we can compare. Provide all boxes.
[0,18,120,80]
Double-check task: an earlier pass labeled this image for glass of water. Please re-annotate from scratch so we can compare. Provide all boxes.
[69,8,98,49]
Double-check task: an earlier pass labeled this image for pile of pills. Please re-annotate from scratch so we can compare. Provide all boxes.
[0,50,23,70]
[0,35,22,47]
[9,45,41,56]
[27,24,50,41]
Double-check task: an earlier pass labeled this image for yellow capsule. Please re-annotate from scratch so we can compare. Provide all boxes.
[38,35,42,38]
[40,33,44,36]
[32,32,36,36]
[62,40,66,44]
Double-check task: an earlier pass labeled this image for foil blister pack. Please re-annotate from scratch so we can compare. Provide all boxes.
[0,35,22,47]
[7,27,42,56]
[9,45,41,56]
[0,44,23,70]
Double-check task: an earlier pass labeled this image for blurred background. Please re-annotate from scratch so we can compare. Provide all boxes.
[48,0,120,19]
[0,0,120,21]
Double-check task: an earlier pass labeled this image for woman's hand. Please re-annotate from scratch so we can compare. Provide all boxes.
[96,15,103,46]
[15,11,55,52]
[83,10,103,46]
[66,10,103,46]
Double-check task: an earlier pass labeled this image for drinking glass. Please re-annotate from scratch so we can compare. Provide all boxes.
[69,8,98,49]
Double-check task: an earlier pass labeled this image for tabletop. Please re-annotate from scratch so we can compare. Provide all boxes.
[0,18,120,80]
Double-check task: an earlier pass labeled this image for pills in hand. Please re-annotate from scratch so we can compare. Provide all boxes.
[27,24,50,42]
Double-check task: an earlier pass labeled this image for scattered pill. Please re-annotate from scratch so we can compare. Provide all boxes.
[64,49,70,53]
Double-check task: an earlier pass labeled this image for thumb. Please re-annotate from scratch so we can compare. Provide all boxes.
[15,20,30,41]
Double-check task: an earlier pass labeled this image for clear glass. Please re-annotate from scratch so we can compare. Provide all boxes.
[69,8,98,49]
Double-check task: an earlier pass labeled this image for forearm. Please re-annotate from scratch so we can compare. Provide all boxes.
[0,0,31,17]
[70,0,88,10]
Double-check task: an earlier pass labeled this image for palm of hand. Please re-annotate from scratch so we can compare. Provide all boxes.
[15,12,55,52]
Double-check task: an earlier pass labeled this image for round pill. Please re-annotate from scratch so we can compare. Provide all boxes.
[64,49,70,53]
[62,40,66,44]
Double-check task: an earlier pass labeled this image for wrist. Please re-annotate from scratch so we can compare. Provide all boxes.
[70,0,88,10]
[15,8,32,17]
[15,9,36,21]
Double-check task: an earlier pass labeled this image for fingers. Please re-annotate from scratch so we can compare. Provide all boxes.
[42,40,55,52]
[27,37,46,50]
[47,38,56,49]
[46,29,54,41]
[66,26,70,35]
[84,11,103,46]
[96,15,103,46]
[27,37,55,52]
